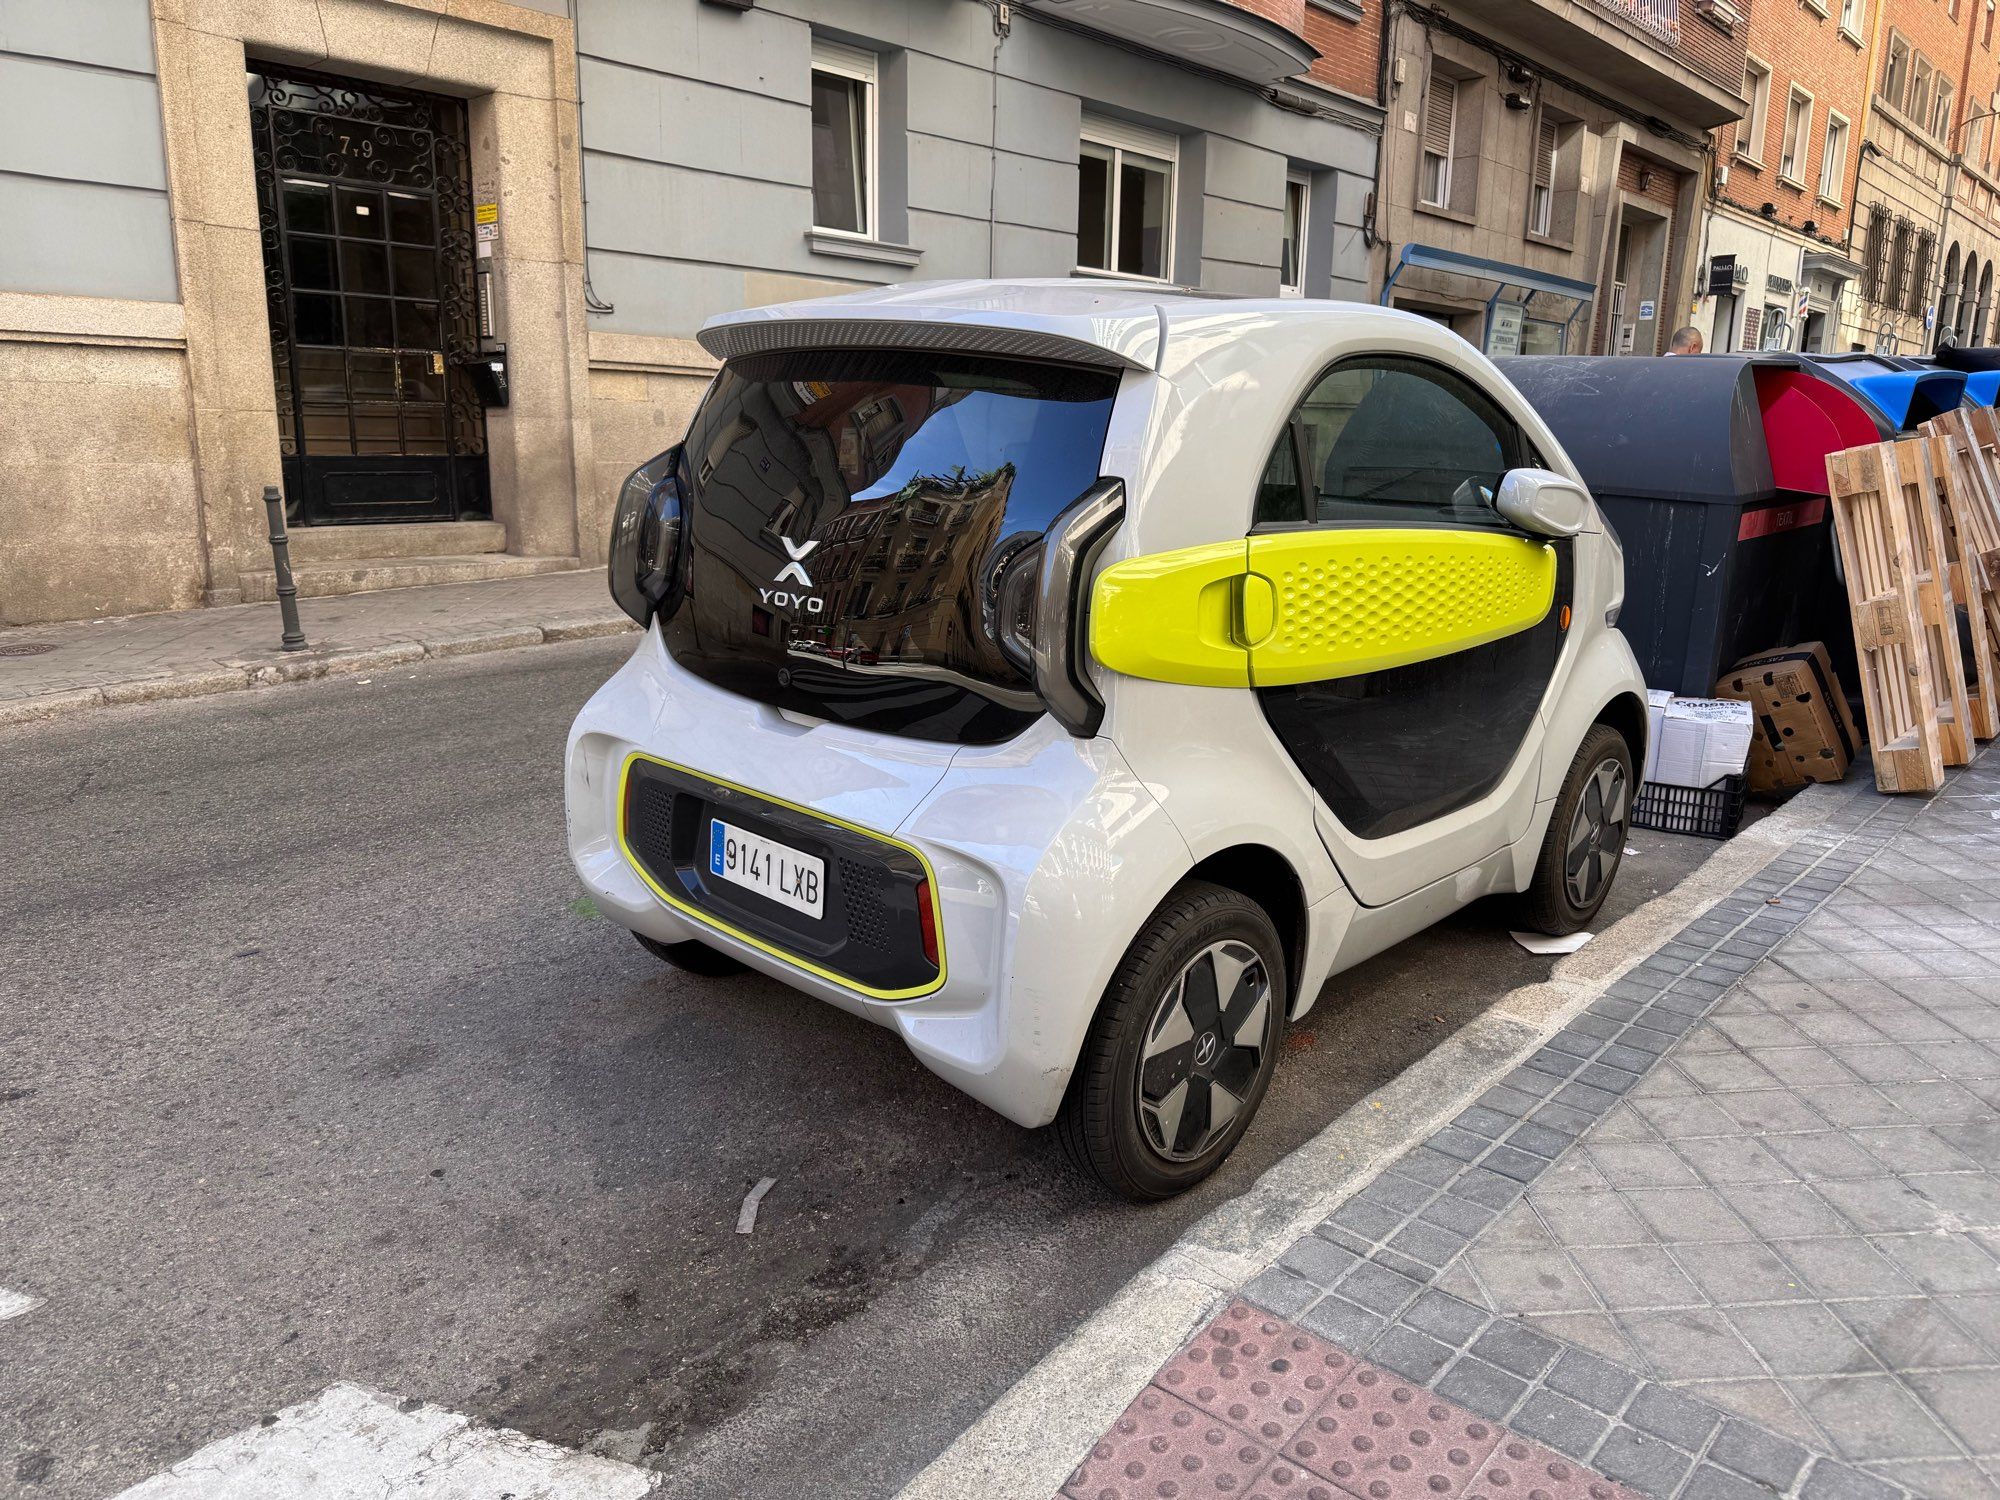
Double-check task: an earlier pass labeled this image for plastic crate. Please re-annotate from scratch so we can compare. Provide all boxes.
[1630,774,1747,840]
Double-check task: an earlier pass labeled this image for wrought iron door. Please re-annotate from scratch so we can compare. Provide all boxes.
[250,66,488,525]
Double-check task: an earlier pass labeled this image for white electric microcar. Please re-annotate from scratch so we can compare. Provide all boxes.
[567,281,1648,1199]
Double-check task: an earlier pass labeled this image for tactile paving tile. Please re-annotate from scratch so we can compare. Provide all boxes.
[1062,1385,1273,1500]
[1459,1434,1639,1500]
[1283,1363,1502,1500]
[1156,1300,1359,1447]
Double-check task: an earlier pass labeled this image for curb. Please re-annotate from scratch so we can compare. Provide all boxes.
[0,617,638,728]
[896,785,1848,1500]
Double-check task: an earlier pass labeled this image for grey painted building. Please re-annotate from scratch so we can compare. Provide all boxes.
[0,0,1381,628]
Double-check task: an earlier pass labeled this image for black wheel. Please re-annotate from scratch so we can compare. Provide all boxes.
[1521,724,1634,936]
[1057,881,1286,1201]
[632,930,746,977]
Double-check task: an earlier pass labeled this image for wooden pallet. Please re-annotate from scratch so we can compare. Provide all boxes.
[1923,409,2000,742]
[1824,441,1957,792]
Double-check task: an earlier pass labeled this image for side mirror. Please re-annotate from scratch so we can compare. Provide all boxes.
[1495,468,1591,538]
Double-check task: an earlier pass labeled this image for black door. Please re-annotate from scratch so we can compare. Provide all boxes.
[250,66,489,525]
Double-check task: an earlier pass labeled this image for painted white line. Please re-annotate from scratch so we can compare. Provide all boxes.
[0,1287,42,1321]
[112,1382,658,1499]
[897,789,1840,1500]
[736,1176,777,1235]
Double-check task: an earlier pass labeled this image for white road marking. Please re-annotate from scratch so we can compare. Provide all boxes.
[0,1287,41,1321]
[113,1382,658,1499]
[736,1176,777,1234]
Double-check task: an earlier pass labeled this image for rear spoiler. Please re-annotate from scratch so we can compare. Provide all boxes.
[697,313,1156,372]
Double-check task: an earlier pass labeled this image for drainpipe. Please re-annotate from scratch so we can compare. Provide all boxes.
[568,0,614,314]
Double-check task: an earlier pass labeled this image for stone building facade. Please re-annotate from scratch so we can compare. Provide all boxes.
[1371,0,1746,357]
[1,0,1381,628]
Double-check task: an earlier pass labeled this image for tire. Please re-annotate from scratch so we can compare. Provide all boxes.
[1056,880,1287,1202]
[632,930,746,977]
[1520,723,1634,936]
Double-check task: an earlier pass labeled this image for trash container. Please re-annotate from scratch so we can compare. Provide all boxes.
[1840,369,1966,427]
[1499,353,1891,696]
[1933,344,2000,373]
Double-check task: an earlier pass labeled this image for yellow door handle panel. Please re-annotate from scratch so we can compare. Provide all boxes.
[1090,540,1253,687]
[1246,529,1555,686]
[1088,529,1554,689]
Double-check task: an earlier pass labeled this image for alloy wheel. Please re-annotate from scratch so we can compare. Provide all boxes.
[1136,940,1274,1163]
[1565,757,1629,910]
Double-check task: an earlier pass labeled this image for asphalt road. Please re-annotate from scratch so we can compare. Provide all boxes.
[0,639,1720,1499]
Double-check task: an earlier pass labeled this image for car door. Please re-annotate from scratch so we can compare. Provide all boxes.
[1247,354,1573,907]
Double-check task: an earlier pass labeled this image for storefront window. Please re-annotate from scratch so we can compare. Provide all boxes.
[1520,318,1566,355]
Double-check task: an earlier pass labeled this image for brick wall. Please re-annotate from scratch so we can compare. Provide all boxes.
[1220,0,1309,31]
[1301,0,1380,100]
[1716,0,1871,251]
[1675,0,1752,90]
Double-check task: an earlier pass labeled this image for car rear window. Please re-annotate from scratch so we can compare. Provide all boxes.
[661,348,1120,744]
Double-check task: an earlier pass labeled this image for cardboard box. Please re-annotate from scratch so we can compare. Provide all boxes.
[1652,696,1755,788]
[1714,642,1860,792]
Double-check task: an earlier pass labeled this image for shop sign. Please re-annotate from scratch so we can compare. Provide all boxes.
[1486,302,1525,358]
[1766,274,1793,296]
[1706,254,1736,296]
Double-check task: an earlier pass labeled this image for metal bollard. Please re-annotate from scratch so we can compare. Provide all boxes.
[262,484,308,652]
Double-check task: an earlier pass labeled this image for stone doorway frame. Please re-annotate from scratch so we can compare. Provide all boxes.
[150,0,595,603]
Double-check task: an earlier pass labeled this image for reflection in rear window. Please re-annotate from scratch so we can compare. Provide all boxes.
[664,350,1119,744]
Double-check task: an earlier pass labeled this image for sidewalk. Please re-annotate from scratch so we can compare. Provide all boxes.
[0,569,634,725]
[929,764,2000,1500]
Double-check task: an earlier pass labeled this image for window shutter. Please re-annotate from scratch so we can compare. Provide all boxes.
[1533,119,1558,188]
[1424,77,1457,157]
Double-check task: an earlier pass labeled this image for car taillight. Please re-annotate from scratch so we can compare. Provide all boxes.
[989,539,1043,674]
[608,445,686,627]
[916,877,939,968]
[1032,479,1126,737]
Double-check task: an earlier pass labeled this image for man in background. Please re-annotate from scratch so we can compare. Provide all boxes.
[1666,326,1703,355]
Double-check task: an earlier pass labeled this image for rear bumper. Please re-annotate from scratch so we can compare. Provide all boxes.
[565,627,1194,1128]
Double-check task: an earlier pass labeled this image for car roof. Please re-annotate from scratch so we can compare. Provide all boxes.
[698,277,1442,373]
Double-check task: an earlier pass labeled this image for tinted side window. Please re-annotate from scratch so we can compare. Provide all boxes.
[1257,357,1523,529]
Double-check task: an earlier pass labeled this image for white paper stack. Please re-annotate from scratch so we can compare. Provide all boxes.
[1651,695,1755,788]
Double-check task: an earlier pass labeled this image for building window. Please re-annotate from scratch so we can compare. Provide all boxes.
[1420,73,1458,207]
[1530,115,1557,235]
[1841,0,1865,38]
[1913,231,1936,316]
[1076,116,1176,281]
[1739,58,1771,162]
[1882,33,1910,112]
[1887,220,1912,311]
[1280,172,1309,295]
[1527,107,1581,243]
[810,41,876,238]
[1911,56,1935,131]
[1986,0,1995,49]
[1820,114,1849,202]
[1863,206,1890,302]
[1935,81,1955,143]
[1780,88,1813,184]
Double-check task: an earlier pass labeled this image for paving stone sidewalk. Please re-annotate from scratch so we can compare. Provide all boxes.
[1063,762,2000,1500]
[0,568,633,724]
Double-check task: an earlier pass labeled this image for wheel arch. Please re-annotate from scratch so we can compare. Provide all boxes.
[1593,689,1649,774]
[1186,843,1310,1017]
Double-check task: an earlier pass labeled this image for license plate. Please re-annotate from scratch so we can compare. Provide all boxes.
[708,818,825,919]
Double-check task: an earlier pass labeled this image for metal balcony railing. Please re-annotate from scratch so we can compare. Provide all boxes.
[1595,0,1679,43]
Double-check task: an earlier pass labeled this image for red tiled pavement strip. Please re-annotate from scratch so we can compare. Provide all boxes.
[1059,1301,1640,1500]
